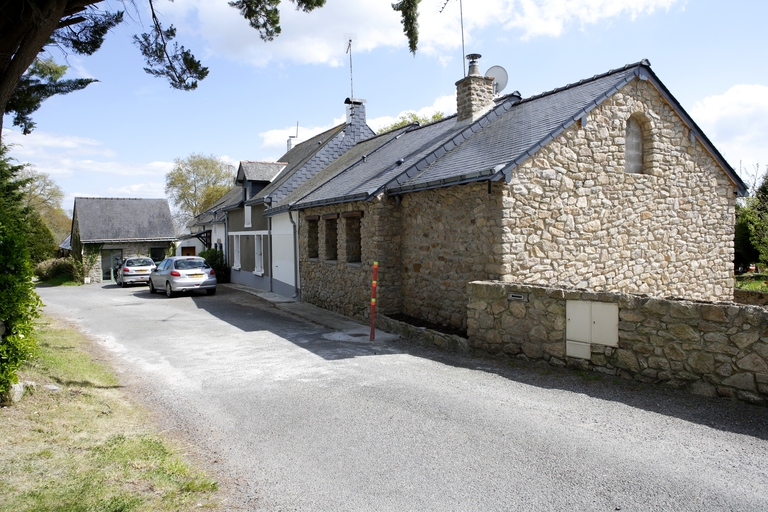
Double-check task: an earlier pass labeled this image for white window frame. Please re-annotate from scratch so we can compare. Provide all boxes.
[253,235,264,275]
[244,205,252,228]
[233,235,241,269]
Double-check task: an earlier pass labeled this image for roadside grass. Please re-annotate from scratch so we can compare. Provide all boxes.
[0,315,220,512]
[34,274,81,287]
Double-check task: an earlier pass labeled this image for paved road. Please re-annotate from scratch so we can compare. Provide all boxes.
[38,283,768,511]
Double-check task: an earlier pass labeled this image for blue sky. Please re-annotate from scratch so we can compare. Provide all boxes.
[4,0,768,214]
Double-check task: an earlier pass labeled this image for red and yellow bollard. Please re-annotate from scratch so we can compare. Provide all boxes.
[370,261,378,340]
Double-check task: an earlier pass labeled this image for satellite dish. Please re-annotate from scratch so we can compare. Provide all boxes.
[485,65,508,95]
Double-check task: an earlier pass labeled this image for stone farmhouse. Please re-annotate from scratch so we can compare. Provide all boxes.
[70,197,176,283]
[268,58,745,333]
[236,98,375,298]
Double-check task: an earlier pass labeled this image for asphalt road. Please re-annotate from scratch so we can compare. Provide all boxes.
[37,283,768,511]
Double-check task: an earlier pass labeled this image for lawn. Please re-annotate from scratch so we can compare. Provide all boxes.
[0,315,221,511]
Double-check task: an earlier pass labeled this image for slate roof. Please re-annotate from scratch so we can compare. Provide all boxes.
[266,126,412,215]
[73,198,176,243]
[236,161,285,184]
[286,60,746,210]
[248,124,347,207]
[194,186,243,225]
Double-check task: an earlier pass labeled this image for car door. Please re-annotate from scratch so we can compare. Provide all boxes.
[151,259,170,287]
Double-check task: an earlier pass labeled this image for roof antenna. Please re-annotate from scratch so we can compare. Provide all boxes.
[440,0,466,77]
[345,34,356,98]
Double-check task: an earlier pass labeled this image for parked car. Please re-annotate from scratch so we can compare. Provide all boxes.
[149,256,217,297]
[116,257,157,287]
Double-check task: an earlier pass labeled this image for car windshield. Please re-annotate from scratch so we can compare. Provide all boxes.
[126,258,154,267]
[174,259,208,270]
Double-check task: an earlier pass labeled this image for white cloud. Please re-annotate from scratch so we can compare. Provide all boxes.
[690,84,768,179]
[503,0,679,40]
[106,182,166,197]
[3,128,172,178]
[160,0,681,66]
[258,122,339,157]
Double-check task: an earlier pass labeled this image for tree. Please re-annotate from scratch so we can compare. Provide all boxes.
[376,111,444,134]
[165,154,234,229]
[19,166,71,246]
[5,57,96,135]
[0,145,41,398]
[740,170,768,269]
[0,0,422,142]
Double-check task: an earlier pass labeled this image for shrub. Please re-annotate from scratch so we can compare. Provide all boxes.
[34,257,77,281]
[199,248,230,283]
[0,146,41,398]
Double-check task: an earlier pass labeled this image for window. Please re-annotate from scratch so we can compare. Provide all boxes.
[307,219,319,258]
[325,217,338,260]
[625,117,644,174]
[233,235,241,269]
[344,216,361,263]
[244,205,252,227]
[254,235,264,274]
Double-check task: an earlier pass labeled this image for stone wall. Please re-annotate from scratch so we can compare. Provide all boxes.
[733,289,768,307]
[467,281,768,405]
[498,78,737,302]
[299,196,402,320]
[87,242,170,283]
[399,182,504,330]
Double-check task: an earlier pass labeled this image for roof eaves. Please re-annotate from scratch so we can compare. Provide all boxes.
[388,167,499,195]
[292,192,371,211]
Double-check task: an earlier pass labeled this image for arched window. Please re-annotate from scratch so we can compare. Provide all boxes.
[625,117,644,174]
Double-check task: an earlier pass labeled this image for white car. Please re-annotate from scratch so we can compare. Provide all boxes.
[116,257,156,287]
[149,256,217,297]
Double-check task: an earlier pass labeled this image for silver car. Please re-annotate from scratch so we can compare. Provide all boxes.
[116,257,156,287]
[149,256,217,297]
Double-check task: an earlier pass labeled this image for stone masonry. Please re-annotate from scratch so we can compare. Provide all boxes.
[468,281,768,406]
[298,77,738,333]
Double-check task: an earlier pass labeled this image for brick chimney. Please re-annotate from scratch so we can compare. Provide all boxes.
[344,97,367,141]
[455,54,495,124]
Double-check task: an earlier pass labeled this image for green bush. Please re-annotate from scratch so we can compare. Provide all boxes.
[199,248,230,283]
[0,146,41,398]
[34,257,77,281]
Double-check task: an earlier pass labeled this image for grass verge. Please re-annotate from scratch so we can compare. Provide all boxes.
[0,314,220,511]
[35,274,81,287]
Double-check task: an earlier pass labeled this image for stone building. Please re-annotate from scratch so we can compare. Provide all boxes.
[70,197,176,283]
[273,59,746,332]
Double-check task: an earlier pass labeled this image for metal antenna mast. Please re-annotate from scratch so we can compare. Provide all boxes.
[440,0,466,77]
[346,37,354,98]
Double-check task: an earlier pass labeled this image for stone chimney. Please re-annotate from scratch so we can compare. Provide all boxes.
[455,54,495,124]
[344,97,367,141]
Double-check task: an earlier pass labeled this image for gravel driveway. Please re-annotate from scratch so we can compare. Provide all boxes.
[37,283,768,511]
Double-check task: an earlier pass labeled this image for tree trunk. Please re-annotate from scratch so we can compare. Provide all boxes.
[0,0,70,144]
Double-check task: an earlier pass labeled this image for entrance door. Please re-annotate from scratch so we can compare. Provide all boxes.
[181,246,196,256]
[101,249,123,282]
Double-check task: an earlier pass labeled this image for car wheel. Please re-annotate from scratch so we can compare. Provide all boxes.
[165,281,175,298]
[149,279,157,294]
[206,288,216,296]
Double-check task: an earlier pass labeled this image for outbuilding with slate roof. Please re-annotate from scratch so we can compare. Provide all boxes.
[284,59,745,333]
[70,197,176,283]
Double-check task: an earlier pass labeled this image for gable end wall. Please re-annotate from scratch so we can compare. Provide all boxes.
[499,78,736,302]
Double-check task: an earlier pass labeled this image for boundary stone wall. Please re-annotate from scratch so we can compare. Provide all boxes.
[467,281,768,405]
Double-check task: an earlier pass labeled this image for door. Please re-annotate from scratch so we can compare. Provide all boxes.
[181,246,196,256]
[101,249,123,282]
